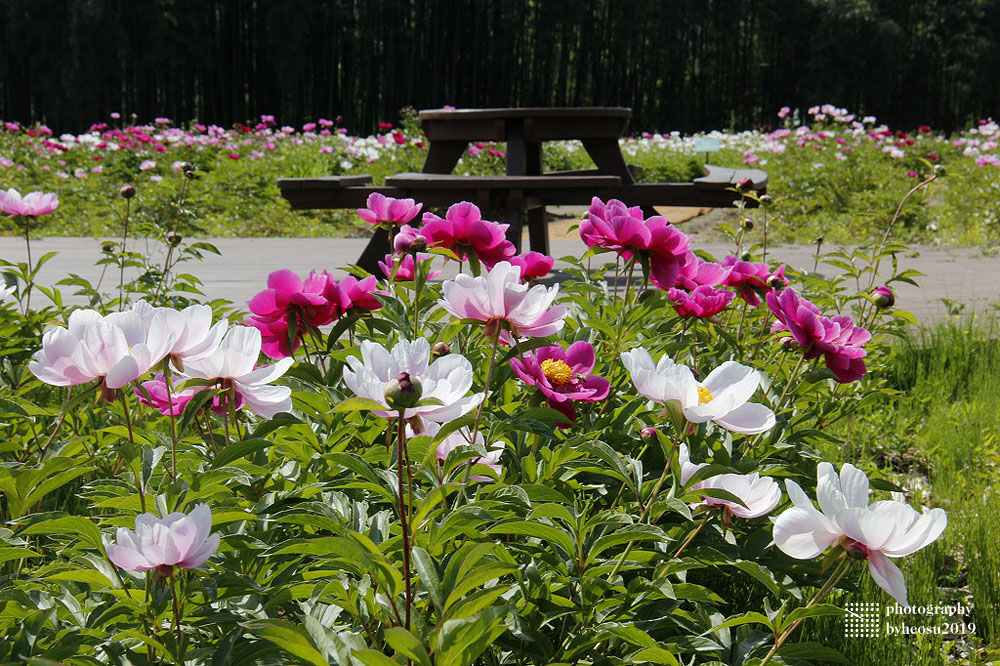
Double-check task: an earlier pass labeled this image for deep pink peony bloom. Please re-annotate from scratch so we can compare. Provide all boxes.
[667,285,735,318]
[722,256,787,306]
[356,193,422,226]
[378,253,441,281]
[767,288,871,383]
[676,252,732,290]
[247,269,336,358]
[509,251,554,281]
[510,341,610,425]
[135,373,245,416]
[0,188,59,216]
[327,275,384,313]
[421,202,516,268]
[580,198,690,289]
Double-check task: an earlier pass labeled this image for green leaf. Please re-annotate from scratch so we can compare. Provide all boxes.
[352,650,400,666]
[434,607,507,666]
[21,516,104,552]
[211,438,272,468]
[488,521,575,559]
[777,641,851,663]
[628,647,681,665]
[587,525,669,564]
[411,547,444,613]
[331,397,386,413]
[243,619,329,666]
[383,628,432,666]
[0,547,41,564]
[701,611,773,636]
[782,603,845,628]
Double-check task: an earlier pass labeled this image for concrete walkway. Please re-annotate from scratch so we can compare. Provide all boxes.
[2,235,998,325]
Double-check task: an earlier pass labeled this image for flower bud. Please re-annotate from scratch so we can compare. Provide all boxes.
[766,274,785,289]
[101,241,115,253]
[844,539,870,560]
[781,339,798,352]
[743,219,754,230]
[759,194,773,206]
[166,231,182,246]
[933,164,946,176]
[384,371,423,409]
[179,162,195,178]
[871,285,895,308]
[640,427,659,446]
[737,177,755,192]
[431,341,451,358]
[120,184,136,199]
[740,251,752,262]
[408,235,427,253]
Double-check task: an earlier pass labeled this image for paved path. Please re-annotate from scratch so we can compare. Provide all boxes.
[2,235,998,325]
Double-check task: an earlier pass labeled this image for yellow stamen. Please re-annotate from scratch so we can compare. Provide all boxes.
[541,359,573,385]
[698,386,714,404]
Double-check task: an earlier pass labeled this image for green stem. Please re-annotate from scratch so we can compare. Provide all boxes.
[118,392,146,513]
[396,414,412,630]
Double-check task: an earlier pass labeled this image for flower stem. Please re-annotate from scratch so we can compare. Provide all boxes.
[119,196,131,309]
[117,392,146,513]
[772,352,807,414]
[171,573,183,659]
[164,364,178,479]
[396,414,412,630]
[672,512,712,559]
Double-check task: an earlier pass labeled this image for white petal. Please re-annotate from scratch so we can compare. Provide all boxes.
[711,401,776,434]
[867,550,909,606]
[772,506,841,559]
[838,463,870,509]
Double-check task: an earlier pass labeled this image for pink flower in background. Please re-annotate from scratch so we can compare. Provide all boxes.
[247,269,336,358]
[644,216,691,289]
[675,253,731,290]
[0,188,59,216]
[773,463,947,606]
[439,261,566,339]
[510,341,610,425]
[139,160,157,171]
[392,224,424,253]
[722,256,787,306]
[135,373,244,416]
[667,285,735,318]
[509,251,554,281]
[777,106,791,119]
[356,192,422,226]
[378,253,440,282]
[106,504,220,574]
[422,201,516,268]
[326,275,384,314]
[419,421,504,481]
[767,288,871,383]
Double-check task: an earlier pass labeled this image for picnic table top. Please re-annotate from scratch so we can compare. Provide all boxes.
[418,107,632,121]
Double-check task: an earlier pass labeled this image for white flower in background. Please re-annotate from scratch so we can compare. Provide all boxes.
[181,325,292,418]
[621,349,775,434]
[772,462,947,606]
[105,503,219,573]
[679,444,780,519]
[414,421,504,481]
[342,338,483,424]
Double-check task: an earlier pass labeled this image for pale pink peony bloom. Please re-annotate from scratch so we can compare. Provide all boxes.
[695,472,781,518]
[356,192,422,226]
[0,188,59,216]
[438,261,566,339]
[620,350,775,434]
[134,301,226,369]
[773,463,947,606]
[0,283,13,302]
[181,325,292,419]
[419,421,503,481]
[342,338,483,424]
[29,307,174,391]
[106,503,220,574]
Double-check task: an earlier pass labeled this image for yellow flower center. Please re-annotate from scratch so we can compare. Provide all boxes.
[698,386,714,404]
[541,359,573,385]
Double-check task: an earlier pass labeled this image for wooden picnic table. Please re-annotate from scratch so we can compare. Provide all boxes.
[278,107,767,275]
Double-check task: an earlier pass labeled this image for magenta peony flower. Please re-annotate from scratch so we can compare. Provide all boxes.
[676,252,732,290]
[722,256,787,307]
[326,275,384,314]
[0,188,59,217]
[421,202,516,269]
[135,373,245,416]
[246,269,336,358]
[766,288,871,383]
[392,224,425,254]
[509,251,554,281]
[356,192,422,226]
[667,285,735,318]
[377,253,440,282]
[105,504,220,575]
[438,261,566,340]
[510,341,610,425]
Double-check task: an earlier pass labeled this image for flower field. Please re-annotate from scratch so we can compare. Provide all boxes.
[0,105,999,244]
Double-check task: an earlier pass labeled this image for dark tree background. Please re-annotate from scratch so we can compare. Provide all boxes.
[1,0,997,134]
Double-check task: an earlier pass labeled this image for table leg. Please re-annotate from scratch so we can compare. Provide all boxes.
[355,225,391,277]
[581,137,635,182]
[422,141,468,174]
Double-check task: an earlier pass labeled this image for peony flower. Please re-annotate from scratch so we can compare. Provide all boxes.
[0,283,13,302]
[421,202,516,268]
[767,288,871,383]
[510,341,610,425]
[181,325,292,419]
[135,373,244,416]
[667,285,735,318]
[342,338,483,424]
[675,253,731,290]
[620,349,775,434]
[325,275,384,315]
[378,253,440,282]
[695,472,781,519]
[29,307,173,392]
[438,261,566,339]
[134,301,226,369]
[722,256,787,307]
[509,251,554,281]
[356,192,422,226]
[246,269,336,358]
[106,503,220,575]
[0,188,59,216]
[773,462,947,606]
[420,421,503,481]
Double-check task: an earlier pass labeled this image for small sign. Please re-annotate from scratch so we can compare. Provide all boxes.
[693,137,721,153]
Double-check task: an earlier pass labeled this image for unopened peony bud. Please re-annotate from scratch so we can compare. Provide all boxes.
[759,194,773,206]
[431,341,451,358]
[408,235,427,253]
[101,241,115,253]
[844,539,870,560]
[166,231,182,246]
[743,219,754,230]
[737,177,754,192]
[933,164,946,176]
[766,274,785,289]
[178,162,195,178]
[384,371,422,409]
[871,285,895,308]
[640,427,659,446]
[120,184,136,199]
[740,251,752,262]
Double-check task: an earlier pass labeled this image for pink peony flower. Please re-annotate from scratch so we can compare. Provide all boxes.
[135,373,245,416]
[421,202,516,269]
[675,252,732,290]
[356,192,422,226]
[438,261,566,339]
[510,341,610,426]
[0,188,59,217]
[722,256,787,307]
[509,251,554,281]
[246,269,336,358]
[326,275,384,314]
[421,421,503,481]
[378,253,440,282]
[667,285,735,318]
[105,504,220,575]
[766,288,871,383]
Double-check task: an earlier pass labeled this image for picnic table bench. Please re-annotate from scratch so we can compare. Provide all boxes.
[278,107,767,275]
